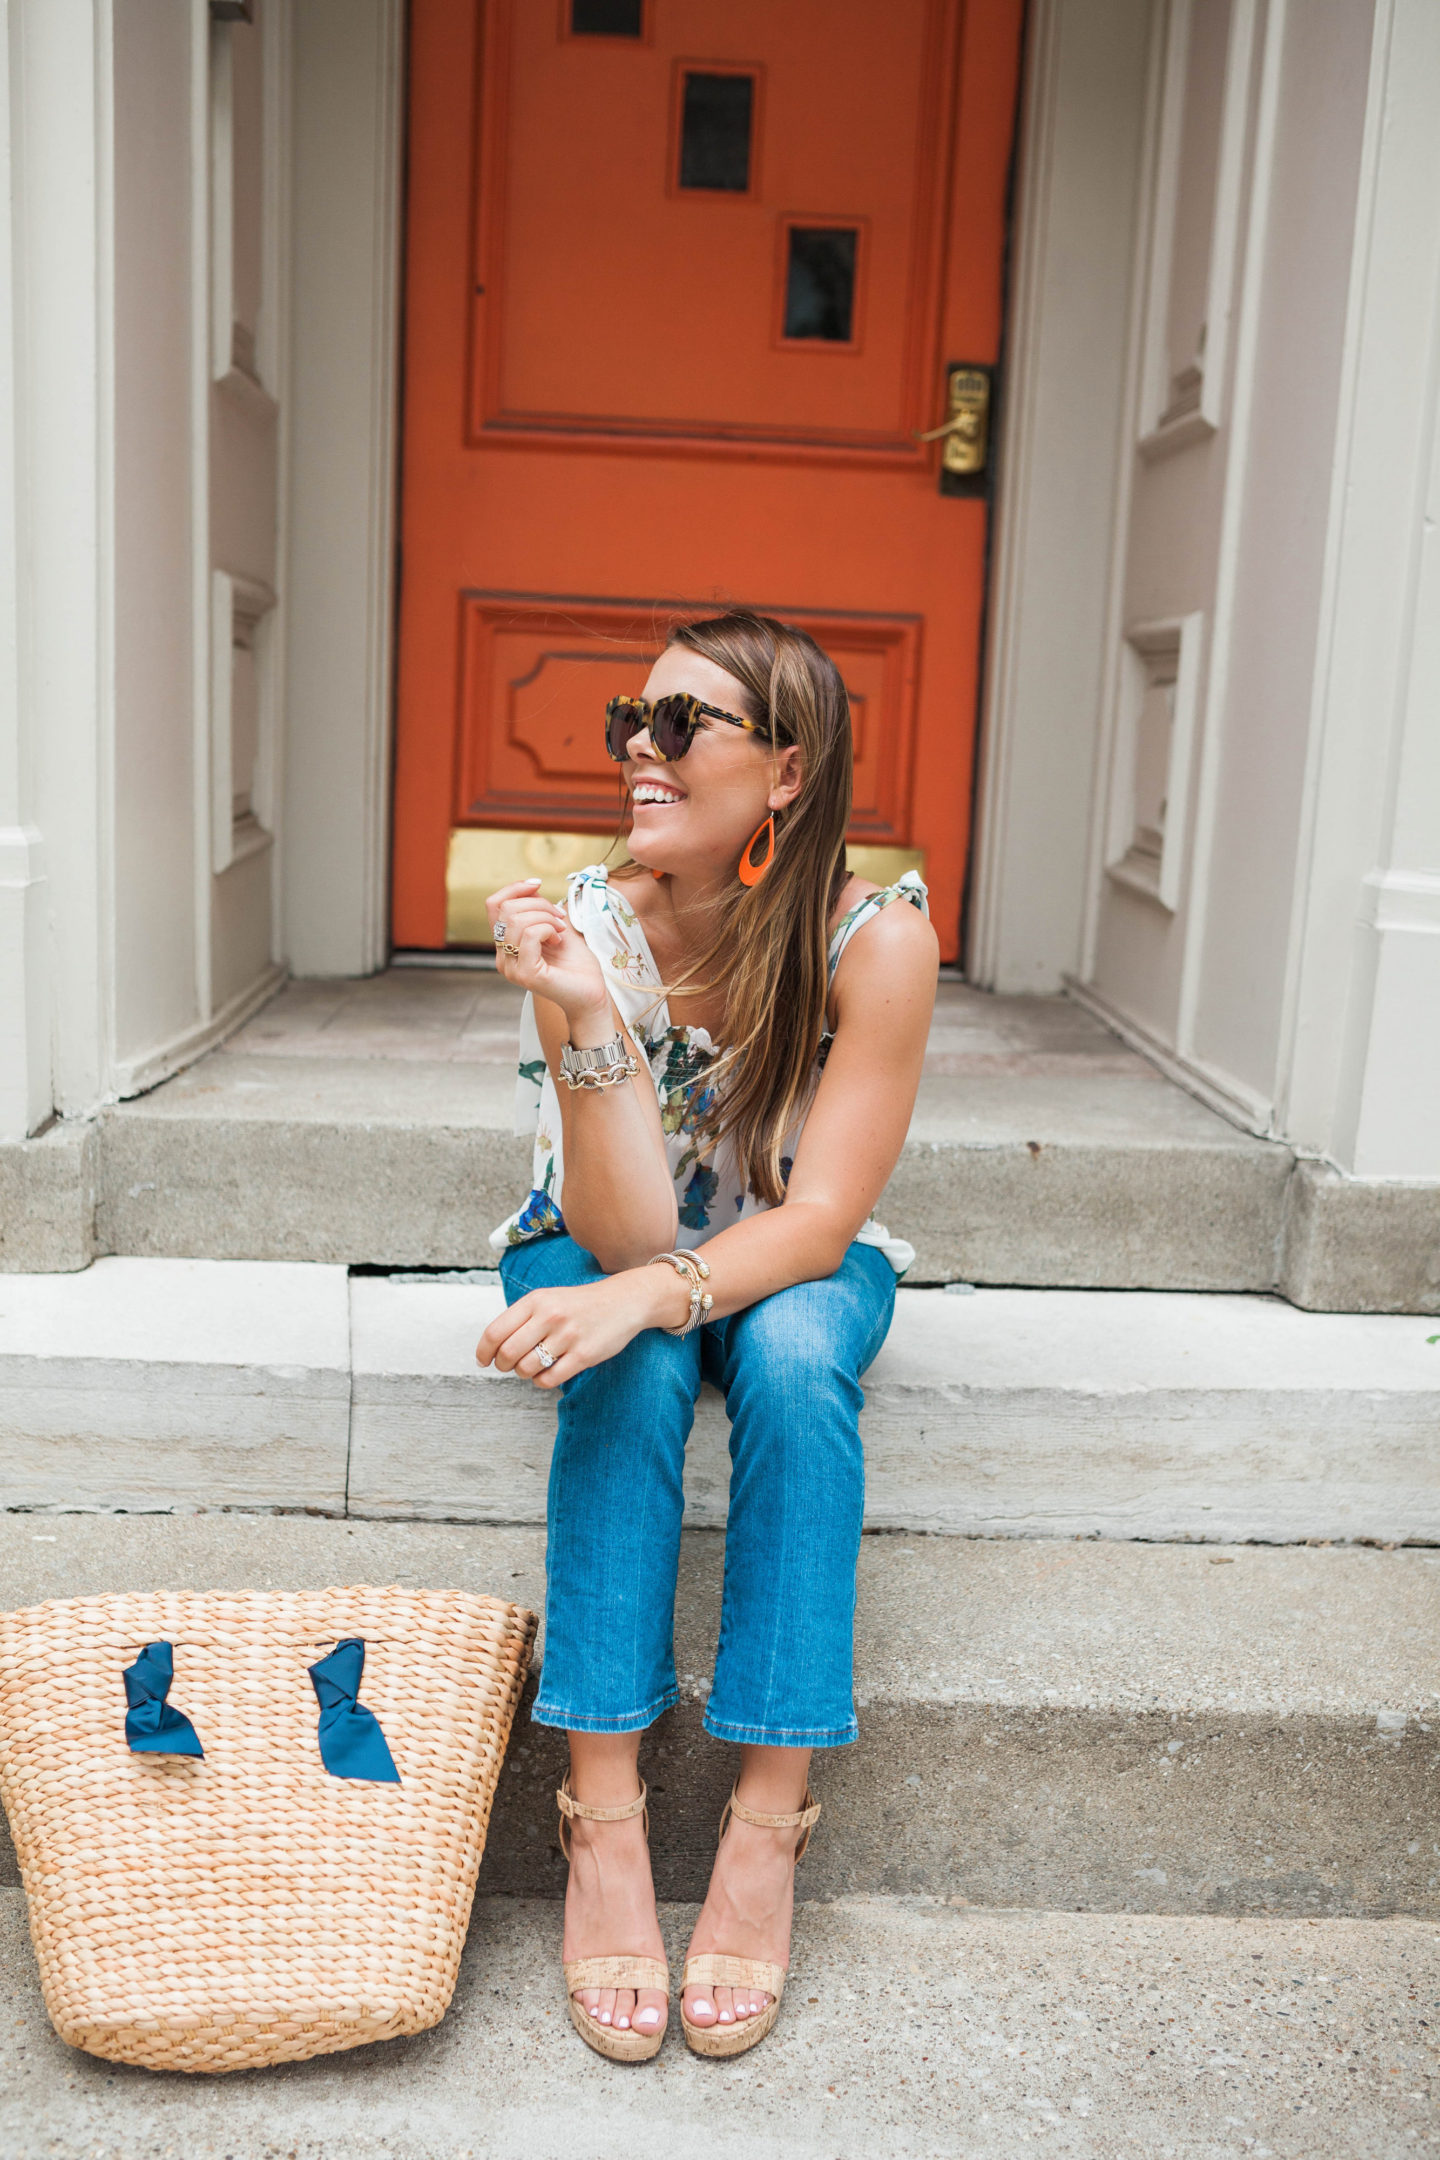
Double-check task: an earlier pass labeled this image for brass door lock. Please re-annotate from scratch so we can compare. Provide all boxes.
[918,365,992,493]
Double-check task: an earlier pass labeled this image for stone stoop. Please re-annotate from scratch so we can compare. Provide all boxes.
[2,1428,1437,2151]
[349,1274,1440,1543]
[3,971,1436,1309]
[1,1259,1437,1542]
[1,1514,1437,1923]
[2,1888,1435,2156]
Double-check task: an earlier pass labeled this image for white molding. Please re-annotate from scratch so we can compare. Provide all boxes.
[261,0,292,968]
[189,0,214,1021]
[1358,869,1440,934]
[0,19,50,1142]
[113,958,285,1100]
[1362,872,1440,936]
[968,0,1061,988]
[357,0,402,976]
[281,0,403,977]
[1272,0,1440,1173]
[95,0,118,1105]
[0,825,48,1142]
[1136,0,1258,458]
[1103,610,1204,912]
[1133,0,1190,444]
[13,0,115,1116]
[209,567,235,871]
[1080,2,1168,981]
[1174,0,1286,1061]
[208,1,235,383]
[969,0,1153,993]
[209,567,277,873]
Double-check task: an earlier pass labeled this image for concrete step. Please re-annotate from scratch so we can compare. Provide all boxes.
[351,1272,1440,1543]
[3,1259,1437,1541]
[8,971,1329,1294]
[1,1888,1434,2158]
[10,969,1435,1309]
[95,974,1297,1297]
[3,1515,1436,1921]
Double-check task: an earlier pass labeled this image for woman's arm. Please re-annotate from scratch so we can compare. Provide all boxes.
[486,879,677,1269]
[478,898,938,1384]
[531,989,678,1269]
[650,896,939,1313]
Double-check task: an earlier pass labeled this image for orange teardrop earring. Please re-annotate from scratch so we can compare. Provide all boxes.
[738,812,776,887]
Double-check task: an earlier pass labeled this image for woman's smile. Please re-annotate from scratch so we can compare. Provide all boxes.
[630,778,687,807]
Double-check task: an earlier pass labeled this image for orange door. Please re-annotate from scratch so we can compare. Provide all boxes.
[394,0,1022,961]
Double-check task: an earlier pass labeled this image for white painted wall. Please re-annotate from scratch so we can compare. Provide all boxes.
[0,0,289,1140]
[6,0,111,1131]
[969,0,1152,995]
[977,0,1437,1183]
[1186,0,1374,1104]
[111,1,199,1071]
[0,3,49,1142]
[1076,0,1376,1133]
[281,0,401,978]
[1277,0,1440,1177]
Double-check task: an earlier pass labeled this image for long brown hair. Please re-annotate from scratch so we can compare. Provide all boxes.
[624,609,853,1206]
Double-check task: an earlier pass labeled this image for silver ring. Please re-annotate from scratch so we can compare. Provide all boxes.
[534,1342,556,1370]
[494,921,506,940]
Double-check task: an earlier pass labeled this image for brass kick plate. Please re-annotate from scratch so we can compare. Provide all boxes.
[445,828,924,946]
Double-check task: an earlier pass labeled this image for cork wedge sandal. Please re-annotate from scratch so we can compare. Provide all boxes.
[680,1785,821,2060]
[556,1775,670,2064]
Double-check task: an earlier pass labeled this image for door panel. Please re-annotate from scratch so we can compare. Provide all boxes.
[394,0,1022,959]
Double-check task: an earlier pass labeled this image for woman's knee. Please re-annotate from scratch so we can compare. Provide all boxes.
[499,1233,605,1304]
[721,1273,879,1401]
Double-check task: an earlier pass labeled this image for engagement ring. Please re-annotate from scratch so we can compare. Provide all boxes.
[535,1342,556,1369]
[493,921,506,940]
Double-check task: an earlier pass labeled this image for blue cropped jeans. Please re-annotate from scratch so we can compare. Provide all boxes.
[498,1234,896,1749]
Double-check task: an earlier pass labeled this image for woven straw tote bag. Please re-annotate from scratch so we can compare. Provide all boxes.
[0,1584,536,2073]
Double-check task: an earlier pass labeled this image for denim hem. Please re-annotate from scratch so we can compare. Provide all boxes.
[531,1686,679,1736]
[702,1710,859,1749]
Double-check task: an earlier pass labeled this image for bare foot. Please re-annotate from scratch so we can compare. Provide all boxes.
[682,1810,799,2032]
[563,1809,669,2041]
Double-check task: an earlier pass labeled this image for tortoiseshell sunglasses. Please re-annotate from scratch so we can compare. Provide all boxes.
[604,692,771,764]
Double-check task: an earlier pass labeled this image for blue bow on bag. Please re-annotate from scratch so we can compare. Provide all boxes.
[122,1641,204,1758]
[308,1637,400,1783]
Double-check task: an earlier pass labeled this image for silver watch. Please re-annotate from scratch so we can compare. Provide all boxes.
[558,1031,639,1091]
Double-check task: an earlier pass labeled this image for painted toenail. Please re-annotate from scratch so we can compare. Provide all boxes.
[637,2009,659,2026]
[600,2012,611,2024]
[616,2017,629,2028]
[694,2000,713,2016]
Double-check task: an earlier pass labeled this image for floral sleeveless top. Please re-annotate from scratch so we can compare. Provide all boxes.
[490,863,929,1274]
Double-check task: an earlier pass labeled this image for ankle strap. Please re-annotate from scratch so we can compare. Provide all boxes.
[720,1784,821,1860]
[556,1773,649,1861]
[556,1774,649,1825]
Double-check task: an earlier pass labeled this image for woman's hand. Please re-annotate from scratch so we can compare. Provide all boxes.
[477,1265,690,1389]
[486,878,609,1026]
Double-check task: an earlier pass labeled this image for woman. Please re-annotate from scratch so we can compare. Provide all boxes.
[476,610,937,2062]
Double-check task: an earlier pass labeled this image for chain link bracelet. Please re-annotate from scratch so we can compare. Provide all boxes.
[558,1032,640,1091]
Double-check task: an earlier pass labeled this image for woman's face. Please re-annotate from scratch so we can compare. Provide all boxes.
[623,645,802,883]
